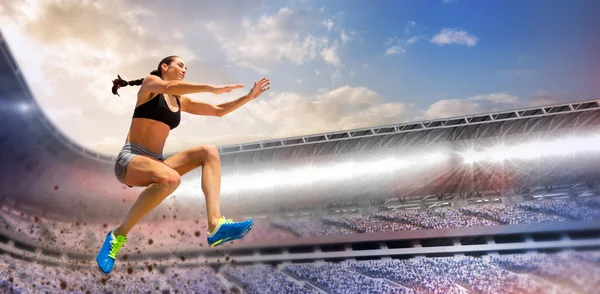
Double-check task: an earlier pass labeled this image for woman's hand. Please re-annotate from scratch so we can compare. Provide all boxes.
[248,78,271,99]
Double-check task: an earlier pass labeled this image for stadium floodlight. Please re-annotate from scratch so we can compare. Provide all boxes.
[171,152,451,199]
[458,149,484,164]
[424,152,447,164]
[459,135,600,164]
[218,153,447,195]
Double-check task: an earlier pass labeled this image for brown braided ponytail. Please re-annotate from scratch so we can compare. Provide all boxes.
[111,75,144,96]
[111,55,180,96]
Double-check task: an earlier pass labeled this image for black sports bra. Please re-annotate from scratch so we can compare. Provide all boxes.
[132,93,181,130]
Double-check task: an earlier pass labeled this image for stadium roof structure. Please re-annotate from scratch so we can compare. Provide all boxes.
[1,30,600,222]
[215,99,600,164]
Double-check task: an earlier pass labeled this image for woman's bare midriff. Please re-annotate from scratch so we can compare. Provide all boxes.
[126,118,171,155]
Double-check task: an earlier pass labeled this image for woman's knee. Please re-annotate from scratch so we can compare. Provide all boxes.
[204,145,220,162]
[192,145,220,165]
[154,168,181,186]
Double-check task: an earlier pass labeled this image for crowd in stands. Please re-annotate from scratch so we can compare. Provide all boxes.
[322,213,421,233]
[222,264,317,294]
[458,203,569,225]
[163,266,230,293]
[580,197,600,208]
[349,259,462,293]
[491,251,600,294]
[518,199,600,220]
[271,217,356,237]
[374,207,500,229]
[284,262,411,293]
[276,196,600,237]
[2,196,600,258]
[420,256,551,294]
[1,249,598,293]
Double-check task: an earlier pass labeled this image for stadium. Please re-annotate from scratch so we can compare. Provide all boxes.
[1,27,600,294]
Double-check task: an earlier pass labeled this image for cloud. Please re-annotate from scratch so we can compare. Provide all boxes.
[0,0,241,153]
[526,90,570,107]
[8,0,573,159]
[127,0,267,24]
[43,107,84,121]
[407,36,423,45]
[424,99,482,119]
[468,92,520,105]
[384,36,421,56]
[385,22,423,56]
[421,91,571,120]
[320,41,341,67]
[404,21,416,35]
[385,46,406,56]
[163,85,415,148]
[431,29,477,47]
[324,19,334,31]
[442,0,457,3]
[172,89,568,151]
[67,83,415,153]
[204,7,343,74]
[425,92,519,120]
[522,90,591,109]
[340,30,350,44]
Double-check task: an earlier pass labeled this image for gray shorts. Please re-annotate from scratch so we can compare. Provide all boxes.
[114,141,165,187]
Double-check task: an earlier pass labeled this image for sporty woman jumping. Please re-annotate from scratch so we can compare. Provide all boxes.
[96,55,270,274]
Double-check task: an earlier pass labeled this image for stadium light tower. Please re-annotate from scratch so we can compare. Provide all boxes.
[458,135,600,164]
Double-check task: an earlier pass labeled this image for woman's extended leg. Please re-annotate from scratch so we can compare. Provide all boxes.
[163,145,222,232]
[164,145,254,247]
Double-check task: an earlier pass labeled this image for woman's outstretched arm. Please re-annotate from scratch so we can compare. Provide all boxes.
[141,75,243,96]
[180,78,270,117]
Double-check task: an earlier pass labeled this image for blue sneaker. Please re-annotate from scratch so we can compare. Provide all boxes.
[96,230,127,274]
[207,216,254,247]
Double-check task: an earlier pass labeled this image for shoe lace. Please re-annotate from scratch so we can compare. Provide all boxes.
[219,216,234,224]
[108,235,127,259]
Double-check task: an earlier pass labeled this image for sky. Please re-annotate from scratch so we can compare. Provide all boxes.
[1,0,599,155]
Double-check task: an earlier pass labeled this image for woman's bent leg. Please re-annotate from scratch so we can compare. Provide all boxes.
[114,155,181,237]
